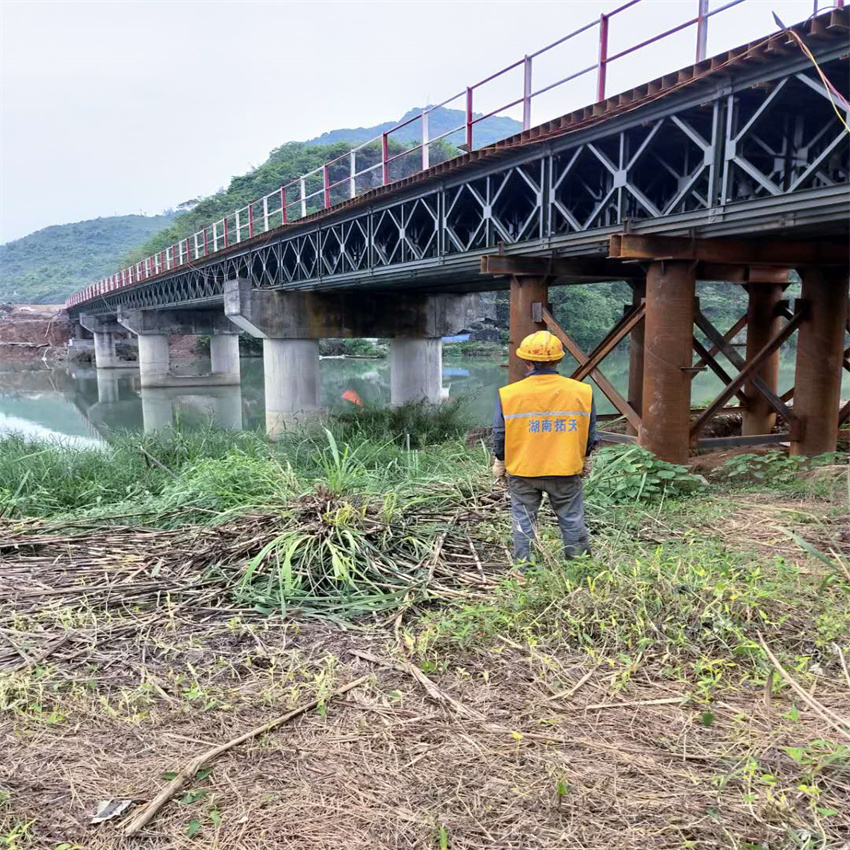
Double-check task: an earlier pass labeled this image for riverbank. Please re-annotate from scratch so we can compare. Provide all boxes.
[1,416,848,848]
[0,304,71,363]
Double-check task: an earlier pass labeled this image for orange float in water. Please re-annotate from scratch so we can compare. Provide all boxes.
[341,389,363,407]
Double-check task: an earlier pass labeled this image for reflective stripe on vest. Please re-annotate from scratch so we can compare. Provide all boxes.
[499,374,592,477]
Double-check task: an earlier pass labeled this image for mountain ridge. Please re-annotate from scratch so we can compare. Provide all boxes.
[0,214,175,305]
[304,106,521,148]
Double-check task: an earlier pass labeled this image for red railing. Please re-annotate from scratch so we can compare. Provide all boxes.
[67,0,833,309]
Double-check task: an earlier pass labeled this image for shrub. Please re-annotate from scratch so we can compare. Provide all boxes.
[718,450,843,486]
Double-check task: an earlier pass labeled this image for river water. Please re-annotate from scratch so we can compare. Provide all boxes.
[0,353,846,446]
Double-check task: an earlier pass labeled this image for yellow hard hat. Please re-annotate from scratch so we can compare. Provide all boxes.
[516,331,564,362]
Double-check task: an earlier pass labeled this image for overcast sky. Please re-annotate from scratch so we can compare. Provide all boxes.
[0,0,823,244]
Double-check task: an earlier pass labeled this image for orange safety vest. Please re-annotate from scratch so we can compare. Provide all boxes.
[499,373,593,477]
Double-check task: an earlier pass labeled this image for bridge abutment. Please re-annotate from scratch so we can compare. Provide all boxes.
[118,308,241,388]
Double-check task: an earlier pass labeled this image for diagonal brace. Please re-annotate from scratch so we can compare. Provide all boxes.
[573,303,646,382]
[541,306,641,432]
[690,313,747,379]
[692,337,749,406]
[691,309,806,439]
[694,311,792,422]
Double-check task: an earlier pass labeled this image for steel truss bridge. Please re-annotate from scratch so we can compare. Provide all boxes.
[68,11,849,319]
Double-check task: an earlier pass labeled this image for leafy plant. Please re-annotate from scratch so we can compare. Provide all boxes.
[585,445,705,506]
[719,450,843,487]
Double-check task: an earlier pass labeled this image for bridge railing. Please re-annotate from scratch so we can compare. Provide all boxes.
[68,0,840,309]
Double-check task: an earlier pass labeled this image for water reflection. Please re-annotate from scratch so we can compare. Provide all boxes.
[0,352,846,444]
[140,386,244,433]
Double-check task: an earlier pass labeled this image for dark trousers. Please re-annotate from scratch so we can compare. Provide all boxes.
[507,474,590,561]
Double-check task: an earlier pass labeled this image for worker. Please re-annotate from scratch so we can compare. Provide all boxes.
[492,331,597,563]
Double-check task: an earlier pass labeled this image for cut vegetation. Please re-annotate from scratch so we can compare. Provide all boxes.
[0,408,848,849]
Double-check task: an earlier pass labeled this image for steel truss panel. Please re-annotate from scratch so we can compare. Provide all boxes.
[69,55,849,319]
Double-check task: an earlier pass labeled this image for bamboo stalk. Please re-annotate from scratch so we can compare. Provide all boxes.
[123,674,370,835]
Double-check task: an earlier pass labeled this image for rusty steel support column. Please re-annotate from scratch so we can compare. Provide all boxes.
[791,267,849,457]
[508,275,548,383]
[639,261,695,465]
[626,278,645,436]
[742,283,783,436]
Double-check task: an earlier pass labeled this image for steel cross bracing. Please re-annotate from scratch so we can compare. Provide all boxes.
[70,53,849,319]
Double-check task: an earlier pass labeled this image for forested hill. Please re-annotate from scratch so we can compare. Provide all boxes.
[0,214,174,304]
[1,107,519,305]
[304,106,521,148]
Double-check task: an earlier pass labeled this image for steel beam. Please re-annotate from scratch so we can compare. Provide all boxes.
[480,254,639,281]
[610,234,850,267]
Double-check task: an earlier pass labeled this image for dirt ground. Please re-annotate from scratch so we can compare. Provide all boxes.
[0,304,71,363]
[1,492,848,849]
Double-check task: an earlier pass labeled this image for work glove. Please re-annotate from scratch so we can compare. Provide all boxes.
[492,458,507,479]
[580,458,592,479]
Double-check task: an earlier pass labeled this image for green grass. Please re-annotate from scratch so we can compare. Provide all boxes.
[415,497,850,696]
[0,425,270,519]
[0,401,479,521]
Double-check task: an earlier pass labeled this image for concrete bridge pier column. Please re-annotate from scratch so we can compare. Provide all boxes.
[390,338,442,405]
[136,334,171,389]
[93,332,119,369]
[209,334,241,385]
[639,261,696,465]
[790,267,848,457]
[262,339,321,438]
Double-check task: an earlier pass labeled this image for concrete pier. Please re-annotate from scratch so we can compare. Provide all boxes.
[390,339,442,405]
[137,334,170,389]
[118,308,242,389]
[92,332,119,369]
[263,339,321,438]
[224,277,477,436]
[79,315,127,369]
